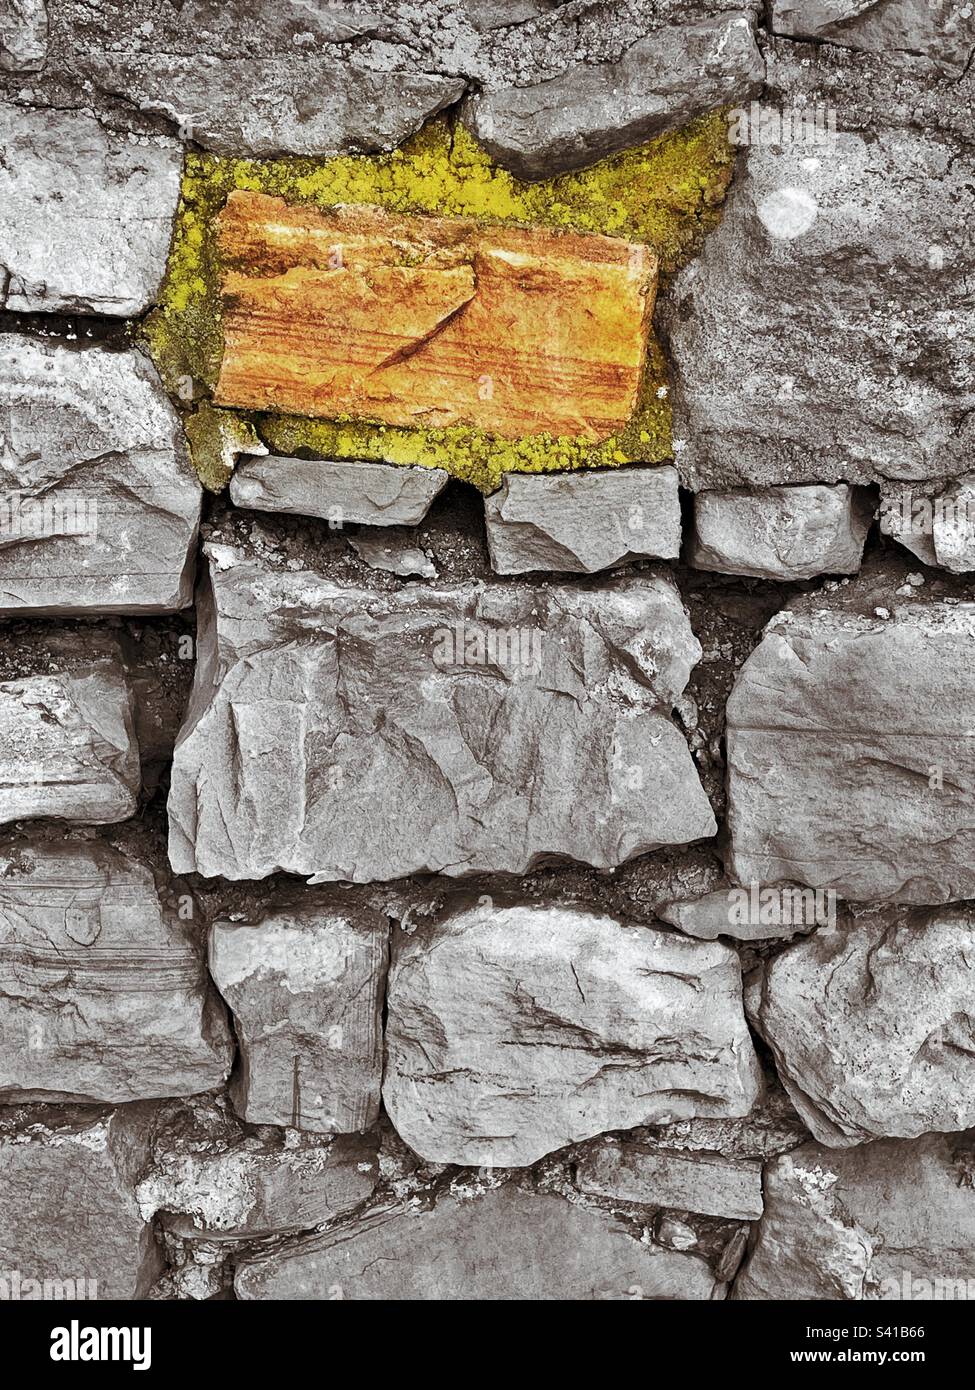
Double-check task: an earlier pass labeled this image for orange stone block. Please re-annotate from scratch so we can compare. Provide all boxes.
[213,191,657,442]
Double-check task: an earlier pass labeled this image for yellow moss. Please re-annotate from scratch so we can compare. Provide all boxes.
[143,114,732,492]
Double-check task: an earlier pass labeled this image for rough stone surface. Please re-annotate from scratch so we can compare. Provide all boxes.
[576,1138,764,1221]
[735,1133,975,1300]
[657,886,821,941]
[754,905,975,1148]
[0,833,232,1103]
[726,599,975,903]
[0,633,140,828]
[230,457,449,527]
[168,548,716,882]
[383,901,761,1167]
[236,1183,722,1300]
[0,0,47,70]
[0,336,200,614]
[209,902,389,1133]
[348,535,438,579]
[484,466,681,575]
[691,485,870,579]
[881,477,975,573]
[0,1106,162,1299]
[463,10,764,179]
[770,1,975,76]
[0,101,181,316]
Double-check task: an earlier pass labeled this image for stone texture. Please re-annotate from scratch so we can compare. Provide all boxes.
[576,1139,764,1221]
[214,192,657,442]
[726,599,975,903]
[383,900,761,1167]
[735,1133,975,1300]
[0,833,232,1103]
[209,902,389,1133]
[349,536,437,579]
[236,1184,722,1300]
[463,10,764,179]
[230,456,449,528]
[168,548,716,882]
[0,0,47,70]
[0,1106,162,1300]
[0,102,181,316]
[657,885,822,941]
[484,466,681,575]
[770,1,975,76]
[691,484,870,580]
[0,336,201,615]
[754,905,975,1148]
[881,477,975,573]
[0,633,140,828]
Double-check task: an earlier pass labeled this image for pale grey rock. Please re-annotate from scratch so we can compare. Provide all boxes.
[0,634,140,828]
[0,102,181,316]
[639,1085,809,1163]
[735,1133,975,1300]
[0,834,232,1102]
[0,1106,162,1300]
[236,1184,722,1300]
[383,901,761,1167]
[230,457,449,527]
[755,905,975,1147]
[484,466,681,575]
[576,1140,764,1221]
[770,1,975,77]
[726,601,975,902]
[881,476,975,573]
[348,536,437,579]
[0,336,200,615]
[657,885,822,941]
[879,480,938,566]
[691,484,870,579]
[209,903,389,1133]
[168,548,716,881]
[463,11,764,179]
[934,475,975,572]
[0,0,47,70]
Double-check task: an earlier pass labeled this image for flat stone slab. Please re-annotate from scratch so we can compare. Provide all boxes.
[726,600,975,902]
[0,336,201,615]
[690,484,870,580]
[230,456,448,527]
[0,101,181,316]
[236,1184,721,1300]
[168,547,716,882]
[383,901,761,1167]
[484,466,681,574]
[210,902,389,1133]
[576,1140,764,1221]
[0,833,233,1103]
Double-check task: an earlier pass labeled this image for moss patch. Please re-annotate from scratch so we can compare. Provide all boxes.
[144,115,734,493]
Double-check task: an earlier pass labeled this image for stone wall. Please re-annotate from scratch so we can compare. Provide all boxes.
[1,0,974,1302]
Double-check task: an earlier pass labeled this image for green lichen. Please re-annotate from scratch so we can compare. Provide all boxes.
[144,115,734,493]
[184,403,267,493]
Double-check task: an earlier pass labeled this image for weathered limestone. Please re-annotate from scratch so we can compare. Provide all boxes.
[383,901,761,1167]
[576,1139,764,1221]
[657,885,823,942]
[770,1,974,76]
[236,1184,722,1300]
[0,634,140,827]
[0,1107,162,1300]
[231,457,449,527]
[214,192,657,442]
[484,466,681,575]
[0,102,181,316]
[754,906,975,1148]
[349,536,438,579]
[0,0,47,70]
[881,477,975,573]
[463,10,764,179]
[735,1134,975,1300]
[0,834,233,1103]
[209,903,389,1133]
[691,485,870,580]
[168,548,716,882]
[726,600,975,902]
[0,336,201,614]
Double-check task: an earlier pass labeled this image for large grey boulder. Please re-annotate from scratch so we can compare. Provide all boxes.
[691,485,870,580]
[0,833,232,1102]
[383,900,761,1167]
[726,599,975,903]
[230,457,449,527]
[209,902,389,1133]
[0,336,200,614]
[0,102,181,316]
[735,1133,975,1300]
[484,466,681,575]
[770,1,974,76]
[168,547,716,881]
[754,905,975,1147]
[236,1183,722,1300]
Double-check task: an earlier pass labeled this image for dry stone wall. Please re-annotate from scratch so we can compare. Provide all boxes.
[1,0,974,1303]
